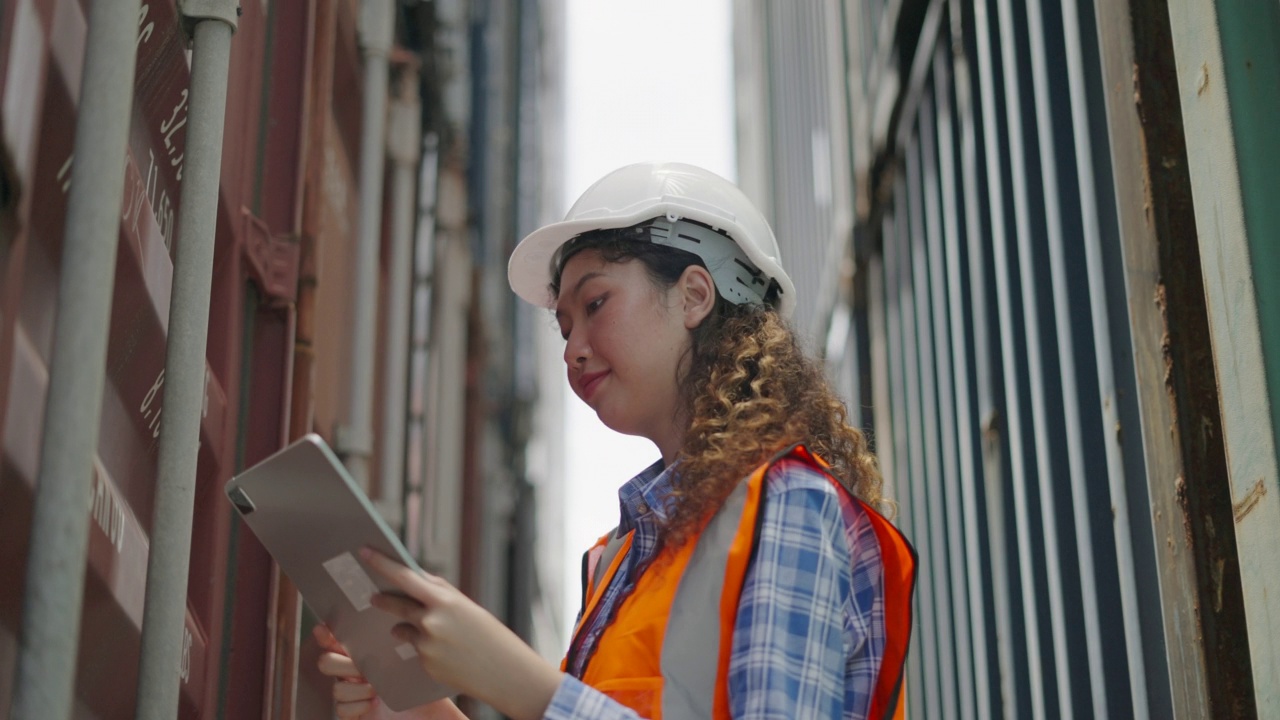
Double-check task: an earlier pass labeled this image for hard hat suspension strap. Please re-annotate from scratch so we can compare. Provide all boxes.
[645,217,770,308]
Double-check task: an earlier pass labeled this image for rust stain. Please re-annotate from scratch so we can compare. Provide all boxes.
[1200,415,1215,456]
[1161,330,1174,387]
[1197,63,1210,96]
[1232,478,1267,523]
[1176,475,1195,547]
[1213,557,1225,614]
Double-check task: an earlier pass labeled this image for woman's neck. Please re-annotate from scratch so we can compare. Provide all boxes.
[653,416,688,467]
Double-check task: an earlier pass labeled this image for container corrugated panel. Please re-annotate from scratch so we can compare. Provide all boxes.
[0,0,314,715]
[839,0,1174,716]
[1,1,559,717]
[741,0,847,339]
[738,0,1260,717]
[842,0,1258,715]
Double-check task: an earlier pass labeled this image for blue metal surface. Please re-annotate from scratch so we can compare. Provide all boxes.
[737,0,1269,714]
[931,45,995,720]
[906,127,961,717]
[918,81,976,720]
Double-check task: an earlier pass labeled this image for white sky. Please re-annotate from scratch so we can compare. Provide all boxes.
[559,0,736,637]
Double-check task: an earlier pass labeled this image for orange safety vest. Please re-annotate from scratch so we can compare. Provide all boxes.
[563,445,917,719]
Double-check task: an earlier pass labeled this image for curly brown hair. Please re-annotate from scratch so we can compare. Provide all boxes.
[552,224,884,550]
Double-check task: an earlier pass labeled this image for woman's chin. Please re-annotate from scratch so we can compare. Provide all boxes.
[594,408,642,438]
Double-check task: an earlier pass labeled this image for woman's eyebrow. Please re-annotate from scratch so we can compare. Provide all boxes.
[570,271,605,296]
[554,270,607,322]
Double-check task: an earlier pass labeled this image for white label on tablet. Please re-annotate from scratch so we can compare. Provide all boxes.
[323,552,379,611]
[395,643,418,660]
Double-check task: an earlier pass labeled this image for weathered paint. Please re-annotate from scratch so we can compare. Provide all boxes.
[1089,0,1230,716]
[1166,0,1280,714]
[1213,1,1280,497]
[2,0,559,715]
[0,0,313,714]
[739,0,1275,715]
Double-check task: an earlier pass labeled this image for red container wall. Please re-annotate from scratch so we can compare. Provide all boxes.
[0,0,336,716]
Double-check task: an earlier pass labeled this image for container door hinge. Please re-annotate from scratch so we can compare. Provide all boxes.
[242,209,301,304]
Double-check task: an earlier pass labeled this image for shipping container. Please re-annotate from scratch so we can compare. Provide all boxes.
[734,0,1280,717]
[0,0,564,718]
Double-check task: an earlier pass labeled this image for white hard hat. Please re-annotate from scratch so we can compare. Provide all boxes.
[508,162,797,318]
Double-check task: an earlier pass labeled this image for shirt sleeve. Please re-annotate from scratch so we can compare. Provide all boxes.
[542,674,643,720]
[728,464,885,719]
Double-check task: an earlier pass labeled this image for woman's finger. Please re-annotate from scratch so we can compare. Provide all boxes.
[391,621,425,645]
[333,679,376,703]
[317,651,362,679]
[369,591,427,625]
[313,623,340,651]
[361,549,439,604]
[335,699,375,719]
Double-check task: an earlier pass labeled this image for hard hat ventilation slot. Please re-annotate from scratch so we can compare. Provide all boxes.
[734,259,766,285]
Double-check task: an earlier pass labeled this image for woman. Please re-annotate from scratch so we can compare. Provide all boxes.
[317,162,916,720]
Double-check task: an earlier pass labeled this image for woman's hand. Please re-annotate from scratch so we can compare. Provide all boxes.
[313,625,466,720]
[361,549,564,720]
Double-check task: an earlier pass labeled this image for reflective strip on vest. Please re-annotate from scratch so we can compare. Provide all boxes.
[660,475,752,718]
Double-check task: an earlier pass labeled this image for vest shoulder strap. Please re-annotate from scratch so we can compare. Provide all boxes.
[593,528,627,590]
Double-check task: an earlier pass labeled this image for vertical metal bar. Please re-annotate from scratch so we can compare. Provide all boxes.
[934,39,995,720]
[134,8,238,719]
[1166,0,1280,712]
[868,253,894,488]
[991,0,1085,713]
[919,71,977,720]
[954,6,1016,710]
[1090,0,1219,713]
[880,210,923,714]
[342,0,394,490]
[896,169,944,717]
[972,0,1048,715]
[1017,0,1122,713]
[906,127,960,716]
[405,135,440,558]
[1034,0,1153,713]
[378,68,423,533]
[11,2,142,717]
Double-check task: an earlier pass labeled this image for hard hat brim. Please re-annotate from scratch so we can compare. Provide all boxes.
[508,203,797,318]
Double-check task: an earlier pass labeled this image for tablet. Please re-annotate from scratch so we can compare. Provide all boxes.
[225,433,452,711]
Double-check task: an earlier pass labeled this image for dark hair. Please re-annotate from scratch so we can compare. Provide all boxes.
[551,225,884,548]
[550,226,698,299]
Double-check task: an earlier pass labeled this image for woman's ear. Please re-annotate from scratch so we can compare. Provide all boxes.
[677,265,717,329]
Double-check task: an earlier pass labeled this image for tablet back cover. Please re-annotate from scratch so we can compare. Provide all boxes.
[225,434,452,711]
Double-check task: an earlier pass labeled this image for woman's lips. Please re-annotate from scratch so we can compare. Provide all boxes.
[580,370,609,400]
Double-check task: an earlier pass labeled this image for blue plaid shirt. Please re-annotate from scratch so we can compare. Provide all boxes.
[545,456,887,719]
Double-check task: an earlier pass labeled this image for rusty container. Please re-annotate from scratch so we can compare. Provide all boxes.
[0,0,353,715]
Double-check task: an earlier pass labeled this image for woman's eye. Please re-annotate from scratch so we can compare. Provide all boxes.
[586,296,606,315]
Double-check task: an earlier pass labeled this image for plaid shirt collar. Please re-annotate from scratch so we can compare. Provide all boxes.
[616,458,677,535]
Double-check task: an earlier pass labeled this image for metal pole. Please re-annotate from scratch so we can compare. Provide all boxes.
[341,0,394,491]
[377,67,422,531]
[10,1,141,717]
[133,3,238,718]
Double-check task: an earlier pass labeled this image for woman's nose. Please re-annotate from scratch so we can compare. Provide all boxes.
[563,329,591,368]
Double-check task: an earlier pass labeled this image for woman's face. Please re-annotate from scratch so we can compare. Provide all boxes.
[554,251,713,453]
